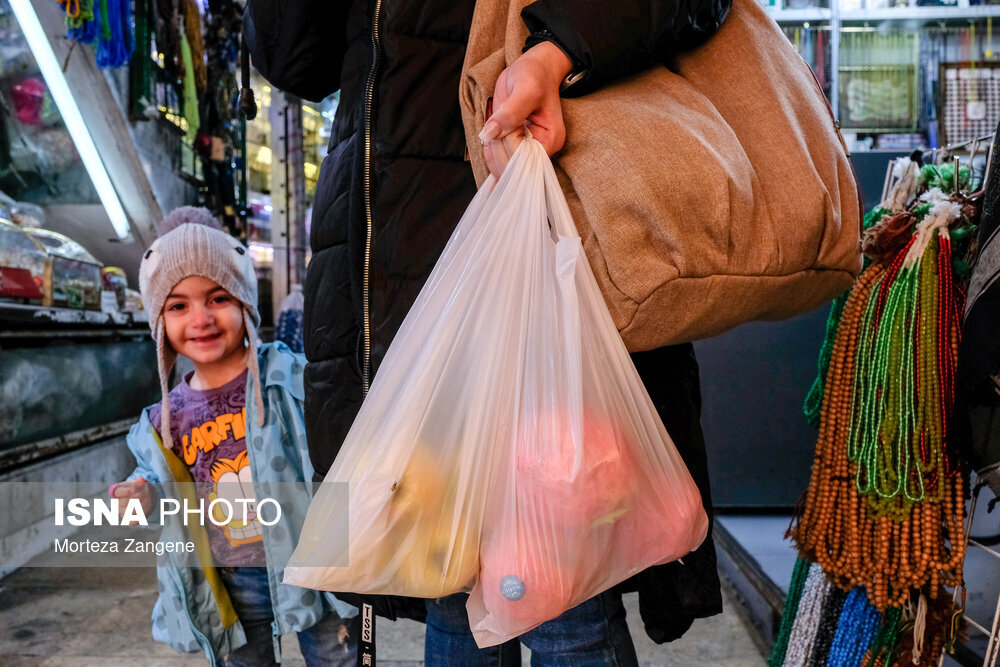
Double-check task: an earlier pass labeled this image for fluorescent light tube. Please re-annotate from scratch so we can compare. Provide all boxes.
[9,0,132,240]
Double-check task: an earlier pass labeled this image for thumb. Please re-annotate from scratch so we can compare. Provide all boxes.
[110,478,145,498]
[479,88,535,144]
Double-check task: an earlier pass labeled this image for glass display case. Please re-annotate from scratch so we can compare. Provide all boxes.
[0,0,157,470]
[0,220,103,309]
[0,1,99,206]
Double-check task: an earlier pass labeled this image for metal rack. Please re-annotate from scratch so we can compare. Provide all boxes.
[764,0,1000,123]
[944,476,1000,667]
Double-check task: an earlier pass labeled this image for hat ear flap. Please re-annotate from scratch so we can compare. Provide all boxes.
[155,317,178,375]
[154,318,178,451]
[244,311,265,428]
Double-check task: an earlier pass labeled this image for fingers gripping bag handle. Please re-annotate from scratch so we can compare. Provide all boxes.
[466,138,709,647]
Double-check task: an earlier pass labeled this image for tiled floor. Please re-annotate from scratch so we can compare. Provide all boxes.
[0,562,766,666]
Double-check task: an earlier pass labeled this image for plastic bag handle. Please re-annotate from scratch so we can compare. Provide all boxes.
[520,135,587,476]
[498,132,580,240]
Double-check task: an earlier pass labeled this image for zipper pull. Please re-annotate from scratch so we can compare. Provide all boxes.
[271,620,282,663]
[833,119,851,158]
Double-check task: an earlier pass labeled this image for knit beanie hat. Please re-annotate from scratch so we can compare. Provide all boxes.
[138,206,264,452]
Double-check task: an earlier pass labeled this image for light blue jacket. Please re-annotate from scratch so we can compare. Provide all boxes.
[125,342,356,666]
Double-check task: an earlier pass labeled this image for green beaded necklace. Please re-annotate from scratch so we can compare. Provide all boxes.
[847,201,961,518]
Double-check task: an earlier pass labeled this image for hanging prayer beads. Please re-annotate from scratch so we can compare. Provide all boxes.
[793,203,968,611]
[826,587,883,667]
[783,564,833,666]
[804,206,895,427]
[769,557,813,667]
[783,186,976,667]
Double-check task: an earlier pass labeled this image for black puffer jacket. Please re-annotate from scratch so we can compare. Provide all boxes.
[247,0,731,640]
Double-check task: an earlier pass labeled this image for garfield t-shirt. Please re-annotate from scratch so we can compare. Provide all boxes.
[150,369,266,566]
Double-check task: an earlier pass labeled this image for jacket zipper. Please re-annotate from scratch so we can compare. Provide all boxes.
[170,566,218,665]
[359,3,383,664]
[244,406,283,664]
[361,0,384,397]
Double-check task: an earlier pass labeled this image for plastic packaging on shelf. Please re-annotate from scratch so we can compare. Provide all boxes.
[0,217,45,301]
[22,228,103,310]
[101,267,128,311]
[122,288,143,313]
[9,200,45,229]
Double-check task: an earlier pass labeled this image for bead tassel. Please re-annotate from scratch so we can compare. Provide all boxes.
[769,557,813,666]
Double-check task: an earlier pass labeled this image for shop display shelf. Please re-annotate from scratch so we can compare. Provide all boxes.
[0,301,148,334]
[767,7,833,21]
[840,6,1000,21]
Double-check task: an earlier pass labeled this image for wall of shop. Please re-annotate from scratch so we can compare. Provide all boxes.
[697,309,830,509]
[103,68,197,225]
[0,435,134,579]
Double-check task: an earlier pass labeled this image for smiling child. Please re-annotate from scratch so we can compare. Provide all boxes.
[110,207,357,666]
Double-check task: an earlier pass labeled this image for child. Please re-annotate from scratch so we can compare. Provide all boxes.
[111,207,357,666]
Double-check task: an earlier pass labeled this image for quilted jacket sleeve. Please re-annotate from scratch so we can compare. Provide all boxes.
[521,0,733,96]
[243,0,349,102]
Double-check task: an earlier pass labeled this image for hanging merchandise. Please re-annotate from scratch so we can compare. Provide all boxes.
[62,0,99,44]
[781,562,834,665]
[275,284,304,353]
[128,0,155,118]
[96,0,134,69]
[197,0,244,228]
[181,0,206,92]
[63,0,134,68]
[284,137,708,647]
[815,30,826,94]
[179,32,199,141]
[802,157,921,428]
[777,152,982,667]
[128,0,247,226]
[840,30,920,133]
[940,61,1000,147]
[151,0,184,83]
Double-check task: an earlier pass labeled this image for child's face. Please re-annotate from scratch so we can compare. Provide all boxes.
[162,276,247,367]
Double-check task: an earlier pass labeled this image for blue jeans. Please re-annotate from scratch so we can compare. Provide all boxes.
[425,592,639,667]
[219,567,356,667]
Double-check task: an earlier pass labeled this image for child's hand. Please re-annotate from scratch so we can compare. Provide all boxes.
[109,478,155,524]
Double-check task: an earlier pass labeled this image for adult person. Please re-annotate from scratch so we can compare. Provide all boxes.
[245,0,732,663]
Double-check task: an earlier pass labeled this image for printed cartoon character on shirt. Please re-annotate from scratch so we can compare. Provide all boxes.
[208,450,263,547]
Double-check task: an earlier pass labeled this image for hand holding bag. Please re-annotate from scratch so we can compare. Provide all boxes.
[284,136,708,646]
[460,0,863,351]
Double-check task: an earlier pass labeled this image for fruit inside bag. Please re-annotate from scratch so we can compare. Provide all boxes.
[284,136,708,641]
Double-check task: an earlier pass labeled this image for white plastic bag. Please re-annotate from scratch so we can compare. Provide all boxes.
[284,137,708,646]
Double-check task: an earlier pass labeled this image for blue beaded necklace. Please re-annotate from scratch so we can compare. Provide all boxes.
[826,587,882,667]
